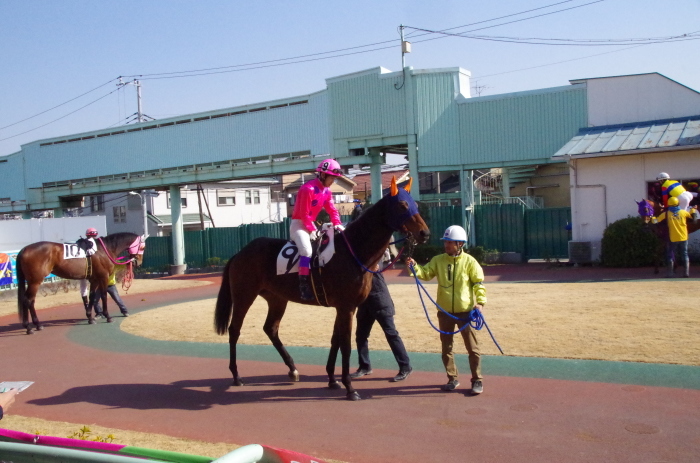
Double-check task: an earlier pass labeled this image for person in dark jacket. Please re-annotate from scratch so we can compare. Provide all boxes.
[350,263,412,382]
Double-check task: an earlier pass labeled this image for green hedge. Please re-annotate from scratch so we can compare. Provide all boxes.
[601,217,660,267]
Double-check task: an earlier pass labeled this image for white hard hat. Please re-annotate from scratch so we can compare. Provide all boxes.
[441,225,467,242]
[656,172,670,181]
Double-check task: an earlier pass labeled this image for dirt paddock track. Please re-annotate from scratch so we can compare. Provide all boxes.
[1,263,699,462]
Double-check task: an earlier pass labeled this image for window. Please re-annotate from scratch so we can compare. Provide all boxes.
[90,195,104,213]
[217,190,236,206]
[113,206,126,223]
[253,190,260,204]
[245,190,252,205]
[167,193,188,209]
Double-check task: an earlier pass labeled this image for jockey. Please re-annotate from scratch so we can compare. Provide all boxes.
[290,159,344,300]
[84,228,99,256]
[657,173,694,211]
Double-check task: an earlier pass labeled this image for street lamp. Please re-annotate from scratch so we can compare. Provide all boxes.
[128,191,149,238]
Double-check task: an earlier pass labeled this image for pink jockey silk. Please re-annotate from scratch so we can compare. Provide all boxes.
[292,178,341,232]
[128,236,145,255]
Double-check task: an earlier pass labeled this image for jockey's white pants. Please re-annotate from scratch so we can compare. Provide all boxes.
[289,219,313,258]
[678,191,696,211]
[79,279,89,297]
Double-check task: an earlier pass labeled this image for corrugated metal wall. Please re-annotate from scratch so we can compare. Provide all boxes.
[414,72,462,164]
[415,85,588,169]
[426,205,463,243]
[328,68,407,141]
[475,204,526,254]
[20,92,332,190]
[475,204,571,259]
[524,207,571,260]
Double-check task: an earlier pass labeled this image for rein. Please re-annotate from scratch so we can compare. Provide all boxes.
[97,237,136,292]
[408,263,504,354]
[340,231,407,274]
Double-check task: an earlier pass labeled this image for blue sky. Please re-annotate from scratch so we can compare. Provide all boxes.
[2,0,699,157]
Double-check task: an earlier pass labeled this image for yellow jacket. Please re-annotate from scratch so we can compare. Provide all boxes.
[411,252,486,313]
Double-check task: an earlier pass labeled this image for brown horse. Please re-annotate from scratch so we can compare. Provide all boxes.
[214,177,430,401]
[17,232,145,334]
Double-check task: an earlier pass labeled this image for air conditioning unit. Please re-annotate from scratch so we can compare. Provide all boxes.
[568,241,592,264]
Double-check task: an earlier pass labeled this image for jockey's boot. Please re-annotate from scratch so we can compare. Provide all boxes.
[299,275,313,301]
[81,295,89,311]
[683,260,690,278]
[666,261,674,278]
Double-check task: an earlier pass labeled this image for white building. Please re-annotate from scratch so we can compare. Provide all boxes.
[82,180,287,237]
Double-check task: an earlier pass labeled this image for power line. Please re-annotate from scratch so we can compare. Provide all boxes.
[122,1,603,81]
[0,78,119,132]
[405,26,700,46]
[0,87,121,142]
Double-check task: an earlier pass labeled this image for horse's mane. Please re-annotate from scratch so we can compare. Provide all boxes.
[100,232,137,249]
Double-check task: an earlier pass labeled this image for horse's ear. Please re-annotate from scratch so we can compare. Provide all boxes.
[404,177,413,193]
[390,176,399,196]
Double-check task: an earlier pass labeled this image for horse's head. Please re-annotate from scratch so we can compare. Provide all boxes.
[387,177,430,244]
[128,235,146,267]
[636,199,655,224]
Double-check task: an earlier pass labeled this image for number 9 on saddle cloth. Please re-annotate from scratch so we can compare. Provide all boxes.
[277,224,337,275]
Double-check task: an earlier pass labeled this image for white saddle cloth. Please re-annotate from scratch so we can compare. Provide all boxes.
[276,224,336,275]
[63,244,88,260]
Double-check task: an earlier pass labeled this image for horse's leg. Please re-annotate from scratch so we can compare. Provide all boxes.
[326,332,342,389]
[86,292,97,324]
[228,292,257,387]
[337,308,360,401]
[25,282,42,334]
[262,295,299,381]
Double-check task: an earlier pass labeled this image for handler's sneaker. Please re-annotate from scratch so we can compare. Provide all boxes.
[442,379,460,391]
[471,380,483,395]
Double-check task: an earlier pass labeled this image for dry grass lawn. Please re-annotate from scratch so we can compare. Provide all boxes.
[123,280,700,366]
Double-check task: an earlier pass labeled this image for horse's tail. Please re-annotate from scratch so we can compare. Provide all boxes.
[214,255,235,335]
[16,251,27,321]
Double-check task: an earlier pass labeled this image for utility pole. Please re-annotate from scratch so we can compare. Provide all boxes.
[117,78,145,123]
[136,80,143,122]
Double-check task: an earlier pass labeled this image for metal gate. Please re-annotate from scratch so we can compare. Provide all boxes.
[474,204,570,260]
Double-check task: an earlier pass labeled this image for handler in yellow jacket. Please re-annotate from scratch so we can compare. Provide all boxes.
[406,225,487,395]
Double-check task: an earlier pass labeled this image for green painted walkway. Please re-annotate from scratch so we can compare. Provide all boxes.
[68,304,700,391]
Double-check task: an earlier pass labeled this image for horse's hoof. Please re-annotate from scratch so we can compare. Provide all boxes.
[347,391,362,401]
[106,317,113,323]
[36,325,44,331]
[232,379,244,386]
[88,319,96,325]
[288,370,300,382]
[328,381,342,390]
[26,329,34,335]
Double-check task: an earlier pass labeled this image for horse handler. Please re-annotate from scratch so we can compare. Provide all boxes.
[350,264,413,382]
[406,225,487,395]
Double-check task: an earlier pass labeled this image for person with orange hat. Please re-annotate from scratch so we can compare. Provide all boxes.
[290,159,345,300]
[653,196,698,277]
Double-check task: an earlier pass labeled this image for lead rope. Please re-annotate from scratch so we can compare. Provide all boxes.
[408,262,504,354]
[340,231,407,274]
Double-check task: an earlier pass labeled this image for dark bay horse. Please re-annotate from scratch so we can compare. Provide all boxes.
[17,232,145,334]
[215,177,430,401]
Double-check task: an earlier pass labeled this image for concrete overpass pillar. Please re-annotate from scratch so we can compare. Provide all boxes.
[52,208,64,218]
[169,185,186,275]
[369,148,384,205]
[22,212,32,220]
